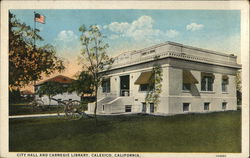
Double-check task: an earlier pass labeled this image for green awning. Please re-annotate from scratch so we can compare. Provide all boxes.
[134,71,153,85]
[222,75,229,84]
[183,70,198,84]
[201,72,215,79]
[222,75,229,80]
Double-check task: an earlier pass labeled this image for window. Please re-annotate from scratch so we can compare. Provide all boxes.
[222,76,229,92]
[125,105,132,112]
[201,73,214,91]
[142,103,146,113]
[204,102,210,111]
[139,84,154,91]
[183,83,191,91]
[139,84,149,91]
[222,102,227,110]
[69,99,72,101]
[183,103,190,112]
[102,78,110,93]
[102,105,105,111]
[150,103,154,113]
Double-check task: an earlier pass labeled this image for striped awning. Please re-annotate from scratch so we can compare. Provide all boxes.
[134,71,153,85]
[183,70,198,84]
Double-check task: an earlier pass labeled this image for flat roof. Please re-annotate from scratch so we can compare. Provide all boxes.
[124,41,237,58]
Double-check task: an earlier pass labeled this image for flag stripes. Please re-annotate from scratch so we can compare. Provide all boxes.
[35,13,45,24]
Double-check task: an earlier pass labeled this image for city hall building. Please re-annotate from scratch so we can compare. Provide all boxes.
[88,41,241,115]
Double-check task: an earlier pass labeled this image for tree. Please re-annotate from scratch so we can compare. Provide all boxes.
[236,71,242,105]
[145,56,163,111]
[36,81,68,105]
[68,71,95,95]
[9,89,22,104]
[78,25,114,121]
[9,12,65,90]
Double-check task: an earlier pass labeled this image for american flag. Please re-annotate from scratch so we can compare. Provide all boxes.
[35,13,45,24]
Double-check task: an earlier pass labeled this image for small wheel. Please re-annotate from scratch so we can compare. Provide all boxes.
[64,100,82,120]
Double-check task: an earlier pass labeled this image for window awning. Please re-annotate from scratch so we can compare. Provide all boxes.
[183,70,198,84]
[222,75,229,84]
[201,72,215,79]
[222,75,229,80]
[134,71,153,85]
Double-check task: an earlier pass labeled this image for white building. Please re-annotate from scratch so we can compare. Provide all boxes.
[88,41,241,114]
[35,75,81,105]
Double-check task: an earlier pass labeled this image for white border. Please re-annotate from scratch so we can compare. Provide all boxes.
[1,1,249,158]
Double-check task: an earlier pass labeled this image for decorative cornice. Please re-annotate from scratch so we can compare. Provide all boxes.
[165,41,237,58]
[109,50,241,71]
[122,41,237,58]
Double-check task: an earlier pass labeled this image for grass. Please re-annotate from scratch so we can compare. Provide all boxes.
[9,104,64,116]
[9,111,241,152]
[9,100,90,116]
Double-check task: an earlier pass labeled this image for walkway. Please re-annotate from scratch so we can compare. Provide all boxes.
[9,113,65,119]
[9,112,143,119]
[9,112,183,119]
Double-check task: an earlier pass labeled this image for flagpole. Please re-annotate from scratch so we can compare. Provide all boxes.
[33,11,36,93]
[33,11,36,50]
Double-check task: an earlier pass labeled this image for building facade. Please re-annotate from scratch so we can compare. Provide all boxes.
[35,75,81,105]
[88,42,241,114]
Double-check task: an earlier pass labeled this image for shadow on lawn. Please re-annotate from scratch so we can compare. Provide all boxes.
[9,111,241,152]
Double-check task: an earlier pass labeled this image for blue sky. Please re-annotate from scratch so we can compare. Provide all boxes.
[11,9,241,78]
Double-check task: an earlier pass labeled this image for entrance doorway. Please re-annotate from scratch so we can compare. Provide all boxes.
[120,75,130,96]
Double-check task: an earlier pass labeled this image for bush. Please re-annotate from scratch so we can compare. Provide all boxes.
[9,89,22,104]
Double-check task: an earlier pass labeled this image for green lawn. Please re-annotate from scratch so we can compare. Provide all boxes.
[9,111,241,152]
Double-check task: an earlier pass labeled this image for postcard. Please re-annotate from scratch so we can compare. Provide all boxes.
[1,1,249,158]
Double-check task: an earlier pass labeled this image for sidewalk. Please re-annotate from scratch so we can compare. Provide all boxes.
[9,112,138,119]
[9,113,65,119]
[9,111,172,119]
[9,112,144,119]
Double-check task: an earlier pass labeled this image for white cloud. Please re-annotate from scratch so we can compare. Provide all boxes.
[109,34,120,40]
[106,22,130,33]
[130,16,154,30]
[104,16,161,41]
[166,29,179,38]
[54,30,80,58]
[55,30,78,42]
[186,23,204,31]
[103,25,108,29]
